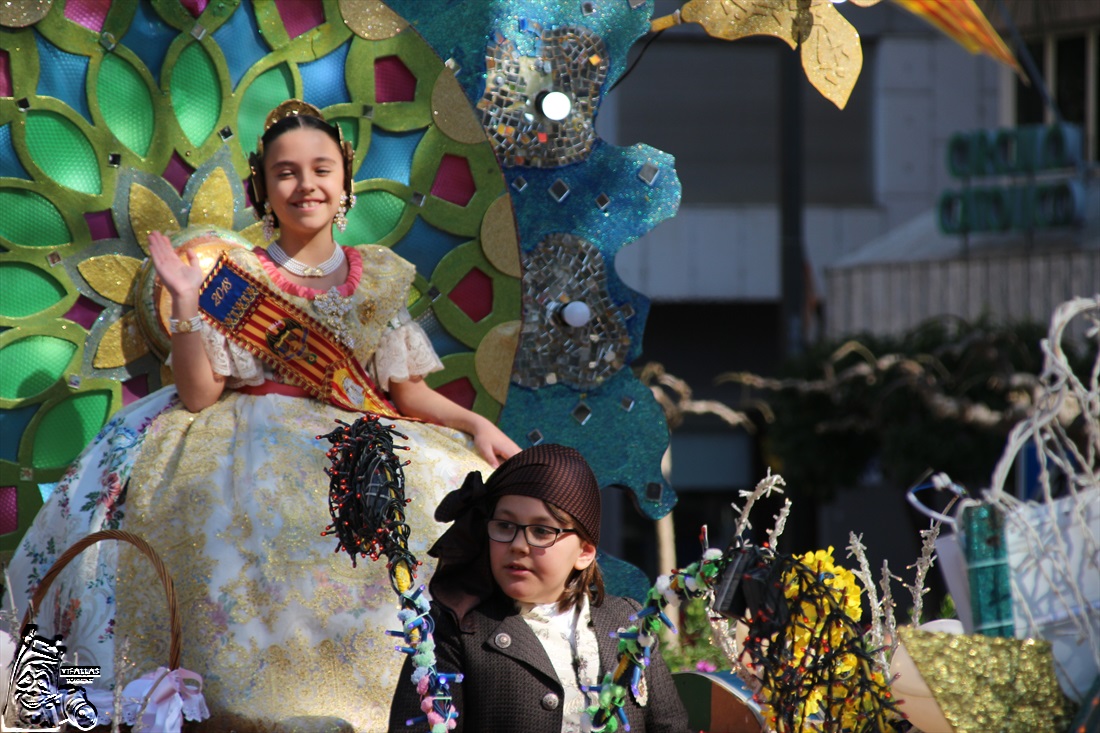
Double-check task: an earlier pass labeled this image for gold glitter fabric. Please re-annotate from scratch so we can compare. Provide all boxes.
[676,0,862,109]
[898,627,1074,733]
[0,0,51,28]
[5,249,493,731]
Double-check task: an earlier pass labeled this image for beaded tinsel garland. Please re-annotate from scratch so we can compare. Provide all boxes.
[319,416,461,732]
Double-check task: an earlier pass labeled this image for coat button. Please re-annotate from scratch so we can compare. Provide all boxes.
[494,633,512,649]
[541,693,560,710]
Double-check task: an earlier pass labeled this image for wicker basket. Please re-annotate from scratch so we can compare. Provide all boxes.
[21,528,181,671]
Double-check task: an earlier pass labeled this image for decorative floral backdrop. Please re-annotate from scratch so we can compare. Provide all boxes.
[0,0,680,594]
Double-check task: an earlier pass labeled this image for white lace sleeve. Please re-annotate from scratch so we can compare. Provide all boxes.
[166,326,265,388]
[372,306,444,391]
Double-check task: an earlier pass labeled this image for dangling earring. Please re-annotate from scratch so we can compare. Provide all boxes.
[262,202,276,242]
[335,192,354,233]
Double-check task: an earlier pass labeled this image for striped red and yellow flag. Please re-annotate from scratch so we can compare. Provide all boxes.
[891,0,1020,73]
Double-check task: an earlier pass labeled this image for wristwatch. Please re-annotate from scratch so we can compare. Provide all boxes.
[169,315,203,334]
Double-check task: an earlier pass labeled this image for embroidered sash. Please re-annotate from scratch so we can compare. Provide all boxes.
[198,251,403,418]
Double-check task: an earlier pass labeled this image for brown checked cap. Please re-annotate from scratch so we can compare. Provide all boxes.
[429,444,602,624]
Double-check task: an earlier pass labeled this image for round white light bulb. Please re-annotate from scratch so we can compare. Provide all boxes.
[560,300,592,327]
[539,91,572,121]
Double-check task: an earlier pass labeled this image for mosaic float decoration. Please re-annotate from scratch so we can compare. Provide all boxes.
[0,0,1017,597]
[0,0,679,592]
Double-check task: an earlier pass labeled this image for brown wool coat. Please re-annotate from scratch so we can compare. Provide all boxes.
[389,593,691,733]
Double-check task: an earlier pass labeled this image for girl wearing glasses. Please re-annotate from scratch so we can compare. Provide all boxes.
[389,443,689,732]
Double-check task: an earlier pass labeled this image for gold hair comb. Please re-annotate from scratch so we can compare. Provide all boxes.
[263,99,326,132]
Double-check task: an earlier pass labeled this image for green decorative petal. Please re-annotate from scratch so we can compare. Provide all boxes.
[340,190,405,244]
[237,63,295,155]
[98,53,155,157]
[0,189,70,247]
[0,262,66,318]
[24,110,103,195]
[0,335,77,400]
[31,391,111,469]
[172,41,222,147]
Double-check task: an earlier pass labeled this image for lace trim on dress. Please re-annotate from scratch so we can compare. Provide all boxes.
[167,327,265,388]
[373,309,444,391]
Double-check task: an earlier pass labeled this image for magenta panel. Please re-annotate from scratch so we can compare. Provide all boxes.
[0,50,11,98]
[162,151,194,196]
[85,209,120,241]
[180,0,209,17]
[374,56,416,103]
[274,0,324,39]
[63,0,109,31]
[434,377,476,411]
[122,374,149,405]
[430,154,476,207]
[448,267,493,323]
[64,295,105,330]
[0,486,18,535]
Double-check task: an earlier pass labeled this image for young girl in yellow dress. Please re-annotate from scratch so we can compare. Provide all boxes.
[7,99,518,731]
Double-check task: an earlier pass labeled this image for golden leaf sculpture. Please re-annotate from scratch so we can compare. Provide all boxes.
[800,1,863,109]
[659,0,862,109]
[77,255,144,306]
[657,0,1018,109]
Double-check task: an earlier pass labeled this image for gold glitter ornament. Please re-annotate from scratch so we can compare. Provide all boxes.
[432,68,488,145]
[898,627,1074,733]
[190,167,235,230]
[475,321,520,404]
[480,194,521,278]
[0,0,51,28]
[339,0,407,40]
[77,254,144,305]
[128,182,181,254]
[94,311,150,368]
[665,0,863,110]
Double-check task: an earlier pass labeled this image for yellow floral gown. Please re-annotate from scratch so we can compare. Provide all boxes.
[7,245,490,731]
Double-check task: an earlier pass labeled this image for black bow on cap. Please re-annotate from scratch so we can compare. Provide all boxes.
[434,470,491,524]
[428,470,496,627]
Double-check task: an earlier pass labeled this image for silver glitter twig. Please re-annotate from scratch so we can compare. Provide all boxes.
[905,521,942,626]
[846,532,887,672]
[766,498,792,550]
[733,470,786,539]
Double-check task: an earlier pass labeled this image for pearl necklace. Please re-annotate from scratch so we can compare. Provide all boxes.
[267,241,346,277]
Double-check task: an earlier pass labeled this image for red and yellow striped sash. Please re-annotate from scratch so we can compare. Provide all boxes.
[198,252,402,418]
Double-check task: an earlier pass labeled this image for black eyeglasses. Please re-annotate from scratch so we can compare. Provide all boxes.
[487,519,577,548]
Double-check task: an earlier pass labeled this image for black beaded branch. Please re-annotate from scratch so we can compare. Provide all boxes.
[318,415,418,592]
[715,545,901,732]
[318,415,462,730]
